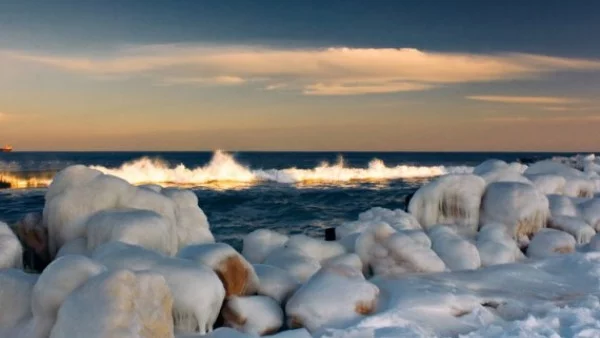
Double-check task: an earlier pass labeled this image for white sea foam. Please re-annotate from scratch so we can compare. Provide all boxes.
[89,150,472,186]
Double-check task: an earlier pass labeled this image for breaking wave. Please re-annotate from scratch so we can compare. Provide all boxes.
[91,150,472,186]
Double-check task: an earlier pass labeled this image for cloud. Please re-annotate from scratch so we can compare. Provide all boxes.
[484,115,600,123]
[466,95,582,105]
[4,45,600,95]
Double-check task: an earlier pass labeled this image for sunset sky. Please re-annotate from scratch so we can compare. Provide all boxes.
[1,0,600,151]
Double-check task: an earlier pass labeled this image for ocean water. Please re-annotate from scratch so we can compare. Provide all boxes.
[0,151,573,248]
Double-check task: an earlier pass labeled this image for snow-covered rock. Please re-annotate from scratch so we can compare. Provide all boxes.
[527,229,577,259]
[242,229,289,264]
[577,198,600,230]
[286,265,380,333]
[408,174,486,236]
[0,269,38,330]
[177,243,259,297]
[525,174,566,195]
[161,188,215,249]
[263,247,322,283]
[222,296,284,335]
[285,234,346,262]
[322,253,364,274]
[547,194,580,217]
[253,264,300,304]
[476,223,524,267]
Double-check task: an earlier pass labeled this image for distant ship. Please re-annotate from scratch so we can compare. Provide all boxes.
[1,145,12,153]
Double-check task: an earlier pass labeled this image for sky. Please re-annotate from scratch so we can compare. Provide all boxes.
[1,0,600,151]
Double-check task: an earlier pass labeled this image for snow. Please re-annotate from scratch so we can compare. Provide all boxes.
[0,269,38,330]
[263,247,322,283]
[357,207,422,231]
[177,242,259,297]
[526,174,566,195]
[548,215,596,245]
[480,182,549,241]
[548,194,579,217]
[476,223,524,267]
[527,229,577,259]
[285,265,380,334]
[285,234,347,262]
[408,174,486,236]
[323,253,364,274]
[242,229,289,264]
[253,264,300,304]
[222,295,284,335]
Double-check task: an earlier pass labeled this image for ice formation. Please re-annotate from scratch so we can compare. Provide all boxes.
[428,225,481,271]
[253,264,301,304]
[177,243,259,297]
[222,296,284,335]
[476,223,524,267]
[263,247,322,283]
[577,198,600,230]
[527,229,577,259]
[286,265,380,333]
[242,229,289,264]
[0,221,23,269]
[548,215,595,244]
[408,174,486,236]
[480,182,550,241]
[0,269,38,330]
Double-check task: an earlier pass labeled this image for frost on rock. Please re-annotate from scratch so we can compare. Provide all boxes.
[286,265,380,333]
[263,247,322,283]
[356,222,445,276]
[222,296,284,335]
[527,229,576,259]
[0,269,38,330]
[253,264,300,304]
[548,215,596,245]
[428,226,481,271]
[85,209,176,256]
[480,182,549,240]
[476,223,524,267]
[285,234,347,262]
[242,229,289,264]
[177,242,259,297]
[150,258,225,334]
[577,198,600,231]
[0,221,23,269]
[49,270,174,338]
[408,174,486,236]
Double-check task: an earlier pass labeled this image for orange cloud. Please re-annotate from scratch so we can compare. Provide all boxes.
[4,45,600,95]
[467,95,582,104]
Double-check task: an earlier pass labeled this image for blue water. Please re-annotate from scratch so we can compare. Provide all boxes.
[0,151,574,248]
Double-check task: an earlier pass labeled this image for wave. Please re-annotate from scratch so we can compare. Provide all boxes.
[90,150,472,186]
[1,151,473,189]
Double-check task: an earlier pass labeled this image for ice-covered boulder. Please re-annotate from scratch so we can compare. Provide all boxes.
[55,238,88,258]
[242,229,289,264]
[285,234,346,262]
[563,177,596,198]
[222,296,284,335]
[401,229,432,247]
[548,216,595,244]
[473,159,510,176]
[547,194,579,217]
[253,264,300,304]
[85,208,177,256]
[43,167,135,256]
[92,242,164,271]
[177,243,259,297]
[161,188,215,248]
[577,198,600,230]
[480,182,549,240]
[31,255,106,337]
[476,223,524,267]
[0,221,23,269]
[356,222,445,276]
[588,234,600,251]
[322,253,364,273]
[49,270,174,338]
[150,258,225,334]
[525,160,586,178]
[428,225,481,271]
[527,229,577,259]
[0,269,38,330]
[286,265,379,333]
[263,247,322,283]
[408,174,486,236]
[357,207,422,231]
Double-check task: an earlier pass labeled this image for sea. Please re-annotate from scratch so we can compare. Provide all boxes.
[0,151,577,249]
